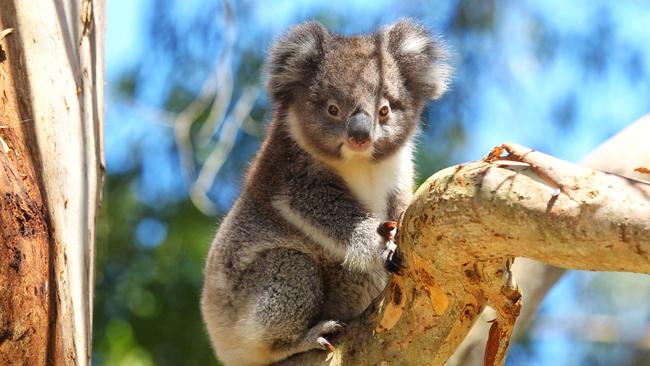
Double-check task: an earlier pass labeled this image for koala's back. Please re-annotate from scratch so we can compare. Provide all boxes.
[201,199,314,365]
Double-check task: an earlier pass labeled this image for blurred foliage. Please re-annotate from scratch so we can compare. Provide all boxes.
[97,0,650,365]
[95,173,217,365]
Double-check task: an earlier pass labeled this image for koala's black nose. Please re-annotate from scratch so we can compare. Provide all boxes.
[347,113,372,145]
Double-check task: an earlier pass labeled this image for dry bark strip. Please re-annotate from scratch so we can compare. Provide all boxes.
[276,143,650,366]
[0,58,51,366]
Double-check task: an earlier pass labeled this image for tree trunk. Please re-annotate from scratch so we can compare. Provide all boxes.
[0,0,104,364]
[276,141,650,365]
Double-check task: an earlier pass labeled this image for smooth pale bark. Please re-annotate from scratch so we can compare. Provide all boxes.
[448,114,650,366]
[276,142,650,366]
[0,1,104,364]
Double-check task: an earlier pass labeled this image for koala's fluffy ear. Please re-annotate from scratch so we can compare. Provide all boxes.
[266,21,329,102]
[384,19,451,100]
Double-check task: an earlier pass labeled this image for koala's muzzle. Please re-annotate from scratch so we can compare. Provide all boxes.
[346,113,372,151]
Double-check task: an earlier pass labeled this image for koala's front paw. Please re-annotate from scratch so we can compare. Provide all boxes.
[381,241,404,274]
[377,221,397,241]
[378,221,405,274]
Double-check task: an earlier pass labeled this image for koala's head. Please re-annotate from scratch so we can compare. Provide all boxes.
[267,20,451,163]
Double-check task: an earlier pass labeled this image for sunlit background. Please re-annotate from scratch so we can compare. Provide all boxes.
[96,1,650,365]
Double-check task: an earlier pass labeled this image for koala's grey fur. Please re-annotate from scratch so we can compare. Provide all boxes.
[201,19,450,366]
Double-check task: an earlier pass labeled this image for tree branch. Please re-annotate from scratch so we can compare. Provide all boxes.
[276,143,650,366]
[448,114,650,365]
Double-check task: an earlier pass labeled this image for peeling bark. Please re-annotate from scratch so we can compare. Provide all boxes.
[0,0,104,364]
[0,87,51,365]
[276,142,650,366]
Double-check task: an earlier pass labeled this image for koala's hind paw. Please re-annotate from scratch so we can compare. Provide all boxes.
[306,320,346,353]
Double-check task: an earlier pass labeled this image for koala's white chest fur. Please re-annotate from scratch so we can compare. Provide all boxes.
[335,145,414,219]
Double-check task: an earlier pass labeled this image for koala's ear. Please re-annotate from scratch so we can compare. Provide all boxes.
[384,19,451,100]
[266,21,329,102]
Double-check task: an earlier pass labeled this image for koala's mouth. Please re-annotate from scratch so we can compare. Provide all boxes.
[340,139,374,161]
[345,138,372,152]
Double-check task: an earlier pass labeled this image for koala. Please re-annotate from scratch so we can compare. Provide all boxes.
[201,19,450,366]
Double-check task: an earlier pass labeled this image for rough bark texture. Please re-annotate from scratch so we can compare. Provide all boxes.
[276,142,650,366]
[0,1,104,364]
[0,36,52,365]
[448,114,650,366]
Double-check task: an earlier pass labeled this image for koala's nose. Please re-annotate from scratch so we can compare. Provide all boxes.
[347,113,372,145]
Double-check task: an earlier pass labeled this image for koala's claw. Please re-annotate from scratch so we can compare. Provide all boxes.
[382,240,405,274]
[306,320,346,353]
[317,320,346,335]
[316,337,336,352]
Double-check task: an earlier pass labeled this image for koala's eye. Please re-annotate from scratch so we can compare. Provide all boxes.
[379,105,391,118]
[327,104,340,117]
